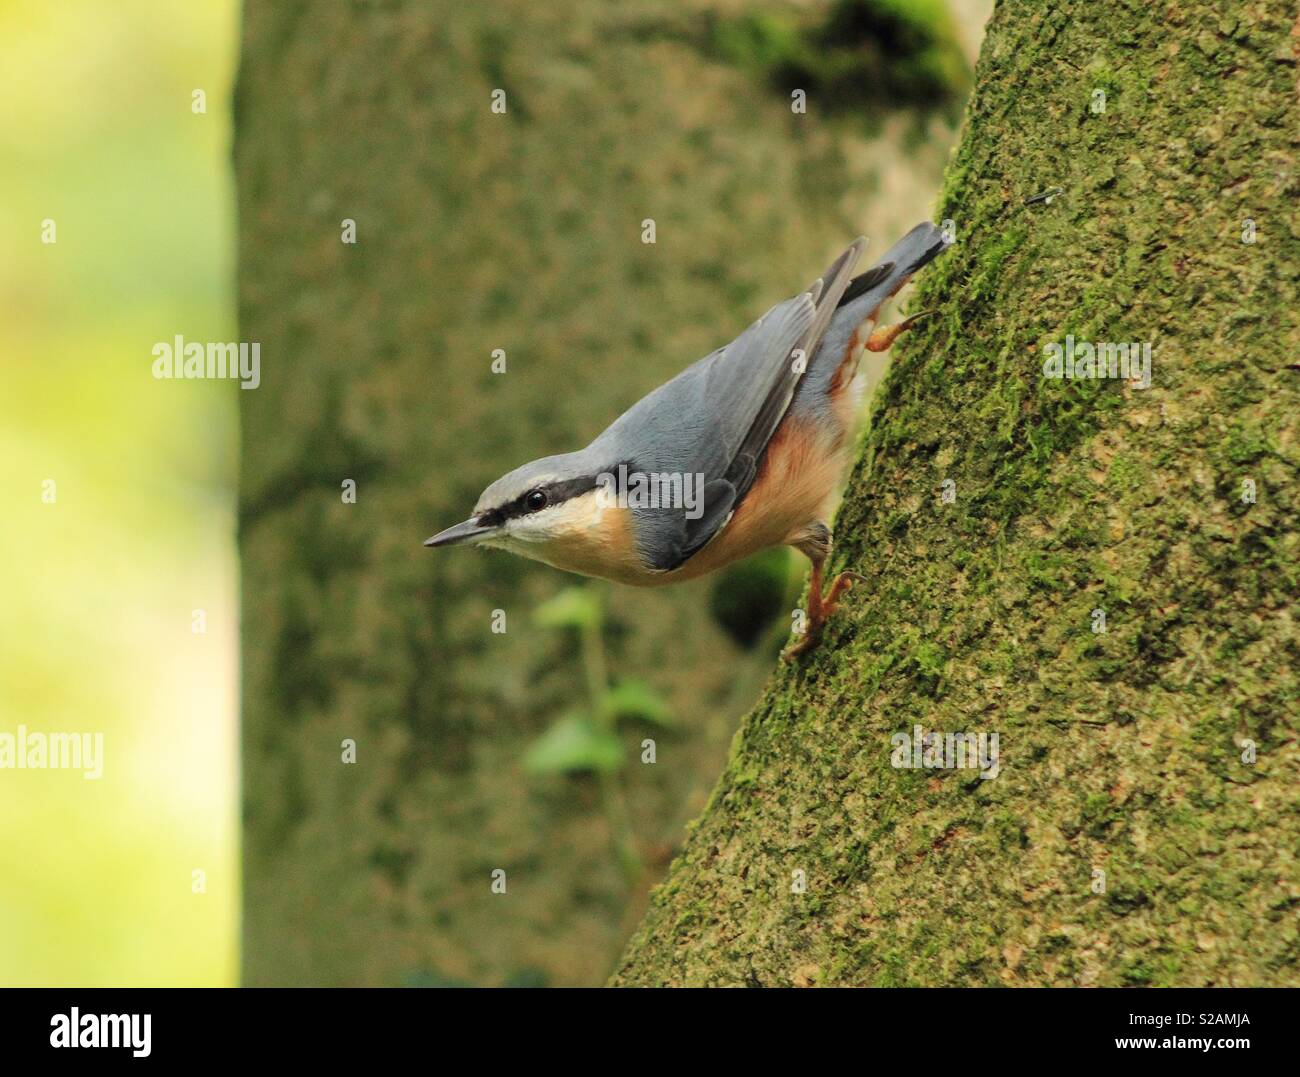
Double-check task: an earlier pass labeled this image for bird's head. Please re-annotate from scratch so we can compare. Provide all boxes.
[424,451,625,562]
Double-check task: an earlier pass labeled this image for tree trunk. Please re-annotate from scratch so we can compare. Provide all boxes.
[614,0,1300,986]
[236,0,962,985]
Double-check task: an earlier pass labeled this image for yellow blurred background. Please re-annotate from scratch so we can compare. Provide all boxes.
[0,0,239,985]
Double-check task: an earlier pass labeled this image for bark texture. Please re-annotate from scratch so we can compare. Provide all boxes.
[236,1,959,985]
[614,0,1300,986]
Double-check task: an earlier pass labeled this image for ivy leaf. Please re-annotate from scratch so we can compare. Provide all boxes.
[601,679,672,727]
[533,587,602,631]
[523,713,624,775]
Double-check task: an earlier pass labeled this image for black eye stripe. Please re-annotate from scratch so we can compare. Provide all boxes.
[481,467,628,525]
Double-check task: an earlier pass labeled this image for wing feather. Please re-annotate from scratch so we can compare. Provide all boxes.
[627,239,867,570]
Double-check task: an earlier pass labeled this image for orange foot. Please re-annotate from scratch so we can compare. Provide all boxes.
[865,310,936,352]
[782,568,868,662]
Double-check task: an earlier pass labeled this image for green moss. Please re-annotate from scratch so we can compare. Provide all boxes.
[614,0,1300,988]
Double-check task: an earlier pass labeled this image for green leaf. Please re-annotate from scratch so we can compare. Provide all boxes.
[601,679,672,726]
[523,713,624,775]
[533,587,602,631]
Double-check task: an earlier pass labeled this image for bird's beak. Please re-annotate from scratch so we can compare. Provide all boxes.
[423,518,498,548]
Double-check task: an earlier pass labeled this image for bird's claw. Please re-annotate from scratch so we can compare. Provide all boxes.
[782,570,869,662]
[865,310,937,353]
[824,571,867,611]
[782,630,821,662]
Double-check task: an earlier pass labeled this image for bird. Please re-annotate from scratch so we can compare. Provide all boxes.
[426,222,950,660]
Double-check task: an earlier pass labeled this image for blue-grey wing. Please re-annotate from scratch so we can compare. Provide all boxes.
[596,238,866,571]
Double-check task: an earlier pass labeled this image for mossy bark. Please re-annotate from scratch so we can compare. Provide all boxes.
[236,1,958,985]
[614,0,1300,986]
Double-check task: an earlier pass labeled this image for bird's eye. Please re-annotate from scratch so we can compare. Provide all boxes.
[525,489,548,512]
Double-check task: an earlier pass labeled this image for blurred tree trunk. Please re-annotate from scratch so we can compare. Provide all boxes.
[614,0,1300,986]
[235,1,960,985]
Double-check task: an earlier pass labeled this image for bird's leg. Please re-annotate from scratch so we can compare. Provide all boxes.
[865,309,935,352]
[783,526,867,661]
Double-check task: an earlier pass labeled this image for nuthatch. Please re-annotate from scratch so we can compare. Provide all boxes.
[426,222,950,659]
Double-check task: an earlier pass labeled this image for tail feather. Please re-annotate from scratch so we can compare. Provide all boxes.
[792,221,950,422]
[836,221,949,315]
[836,261,894,307]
